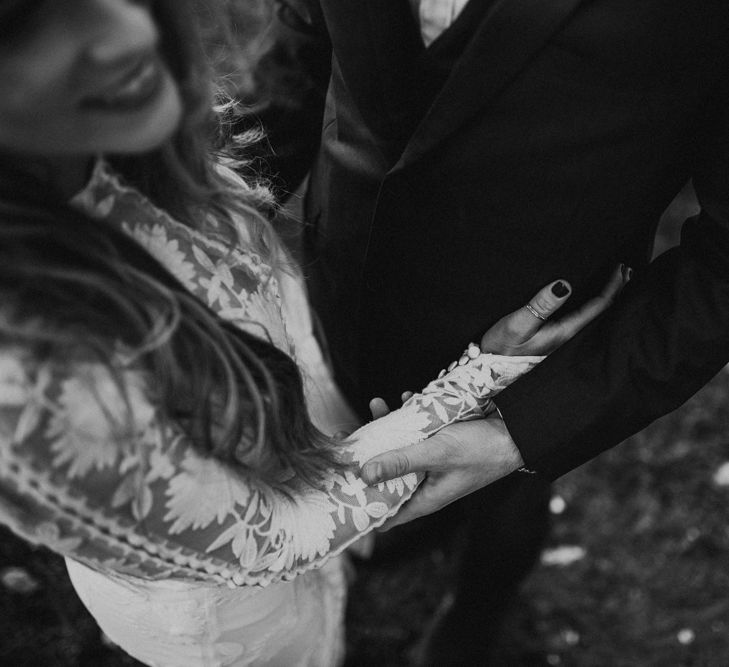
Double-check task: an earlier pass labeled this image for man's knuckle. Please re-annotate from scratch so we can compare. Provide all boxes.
[432,449,450,468]
[394,452,410,475]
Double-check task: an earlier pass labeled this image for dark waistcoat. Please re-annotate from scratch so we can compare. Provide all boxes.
[306,0,506,412]
[382,0,500,160]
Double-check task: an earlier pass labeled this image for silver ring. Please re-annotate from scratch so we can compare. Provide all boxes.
[525,303,547,321]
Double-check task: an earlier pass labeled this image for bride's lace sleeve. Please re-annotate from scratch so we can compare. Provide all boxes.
[0,344,541,588]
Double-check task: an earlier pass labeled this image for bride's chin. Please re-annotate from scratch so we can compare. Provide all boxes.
[90,74,184,155]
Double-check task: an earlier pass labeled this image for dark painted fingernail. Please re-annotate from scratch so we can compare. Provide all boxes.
[552,281,570,298]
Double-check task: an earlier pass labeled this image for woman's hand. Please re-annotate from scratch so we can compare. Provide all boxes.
[480,264,630,356]
[368,392,414,420]
[360,266,632,530]
[367,264,630,419]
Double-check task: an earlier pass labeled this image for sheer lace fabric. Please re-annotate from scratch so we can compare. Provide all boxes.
[0,161,541,665]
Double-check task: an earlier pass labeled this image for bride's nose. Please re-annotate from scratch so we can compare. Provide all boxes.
[82,0,159,66]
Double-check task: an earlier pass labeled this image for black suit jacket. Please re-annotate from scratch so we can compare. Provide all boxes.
[248,0,729,479]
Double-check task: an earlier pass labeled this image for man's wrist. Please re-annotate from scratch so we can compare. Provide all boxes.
[493,405,536,475]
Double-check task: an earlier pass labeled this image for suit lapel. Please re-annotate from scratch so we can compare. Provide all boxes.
[394,0,586,170]
[319,0,423,140]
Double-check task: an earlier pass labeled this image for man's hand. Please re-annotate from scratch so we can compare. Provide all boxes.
[361,416,521,530]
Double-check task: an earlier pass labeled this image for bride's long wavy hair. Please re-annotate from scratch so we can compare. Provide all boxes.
[0,0,338,485]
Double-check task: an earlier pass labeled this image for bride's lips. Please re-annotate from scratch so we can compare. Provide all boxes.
[80,55,165,113]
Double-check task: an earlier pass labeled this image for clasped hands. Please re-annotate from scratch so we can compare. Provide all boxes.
[360,265,631,530]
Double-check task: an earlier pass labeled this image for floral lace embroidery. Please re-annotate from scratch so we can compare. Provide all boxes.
[0,163,542,587]
[70,161,292,354]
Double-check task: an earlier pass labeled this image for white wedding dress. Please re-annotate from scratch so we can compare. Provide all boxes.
[0,161,541,666]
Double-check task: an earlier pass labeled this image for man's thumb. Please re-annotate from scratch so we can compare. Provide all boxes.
[361,449,413,484]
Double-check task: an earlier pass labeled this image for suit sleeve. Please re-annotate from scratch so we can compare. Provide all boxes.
[233,0,332,196]
[493,82,729,480]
